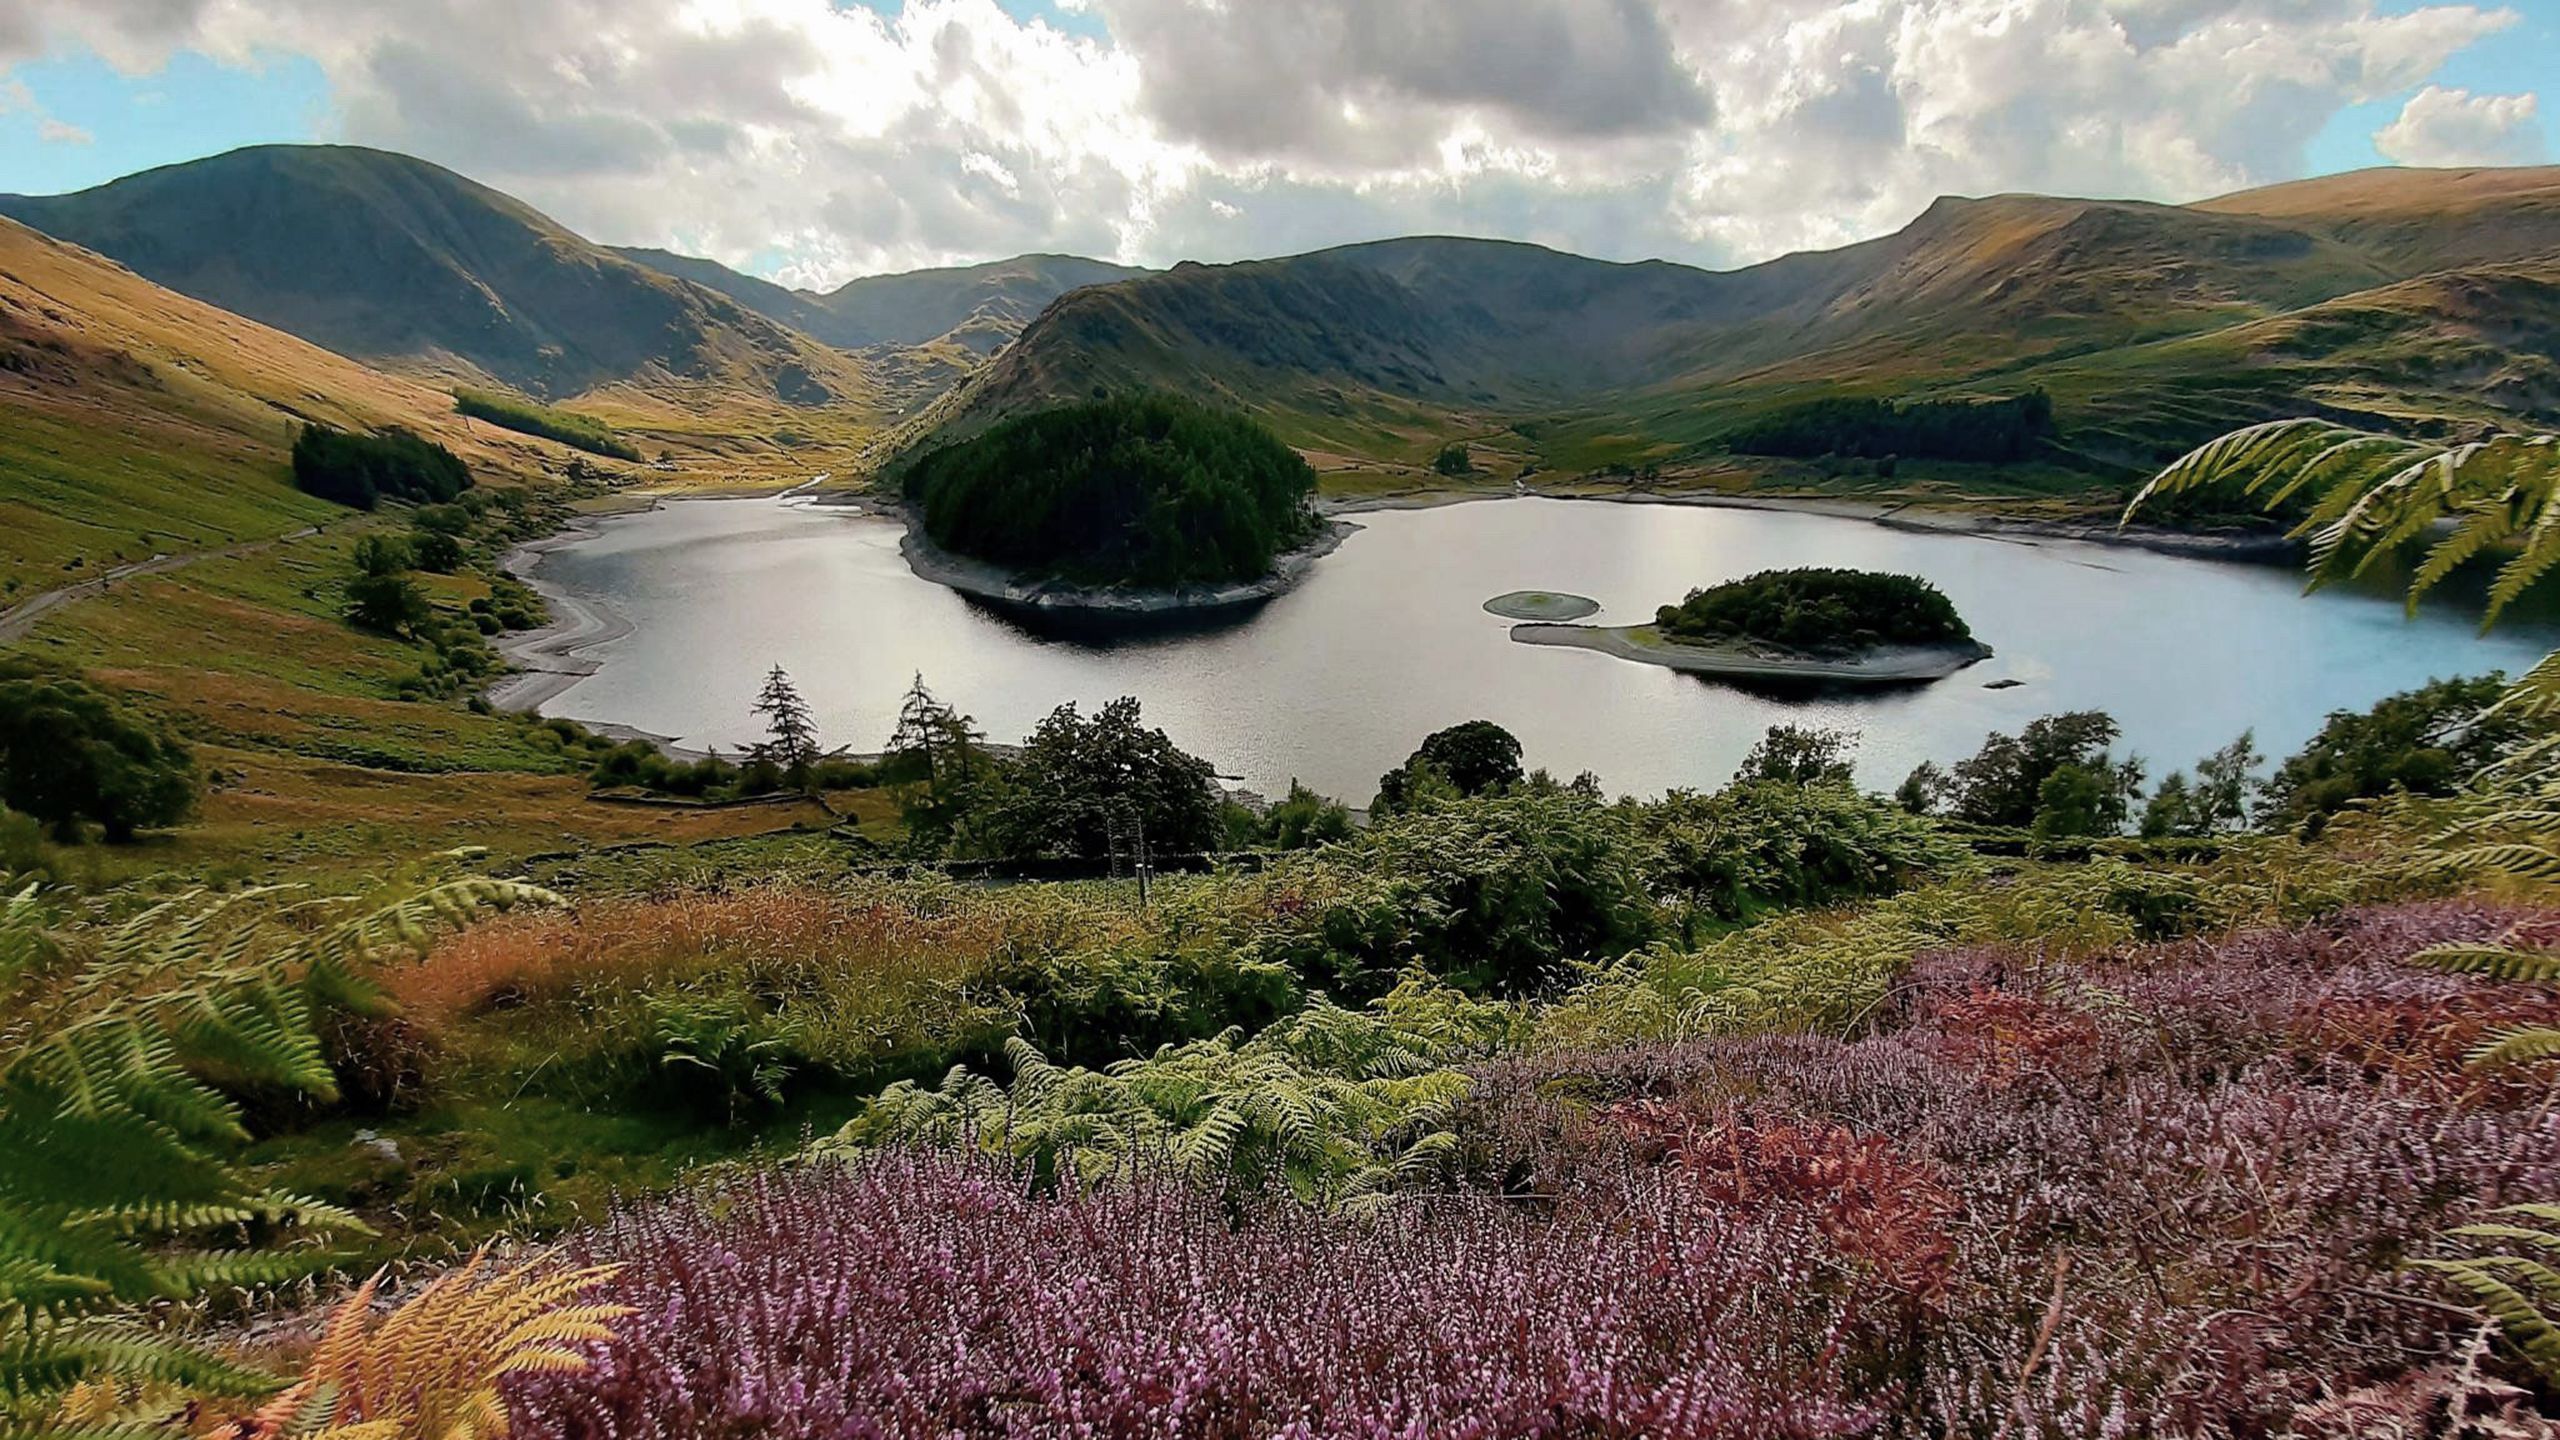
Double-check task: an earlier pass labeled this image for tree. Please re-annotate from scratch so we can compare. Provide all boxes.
[2187,731,2262,833]
[883,676,997,853]
[900,394,1320,587]
[1735,725,1857,786]
[1433,443,1475,477]
[750,665,819,783]
[1894,761,1946,815]
[1376,720,1524,814]
[345,570,430,636]
[2138,771,2197,840]
[1262,781,1356,850]
[2033,762,2134,841]
[2260,677,2535,835]
[353,534,412,577]
[292,424,472,510]
[1944,712,2139,830]
[0,660,198,841]
[409,528,465,573]
[985,697,1220,861]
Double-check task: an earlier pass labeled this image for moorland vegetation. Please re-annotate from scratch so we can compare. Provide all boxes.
[5,409,2560,1437]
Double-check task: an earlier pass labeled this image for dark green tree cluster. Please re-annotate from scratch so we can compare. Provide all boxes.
[2261,674,2539,835]
[0,657,197,842]
[1656,568,1972,655]
[1432,443,1475,477]
[980,697,1223,860]
[455,387,642,461]
[1725,390,2054,464]
[1903,711,2143,838]
[1734,724,1857,786]
[290,424,473,510]
[902,394,1320,587]
[1374,720,1526,815]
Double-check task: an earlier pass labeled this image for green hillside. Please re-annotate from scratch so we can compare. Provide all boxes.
[0,145,872,407]
[923,167,2560,499]
[614,246,1146,353]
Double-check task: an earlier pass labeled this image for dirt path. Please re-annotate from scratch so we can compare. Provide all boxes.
[0,524,330,644]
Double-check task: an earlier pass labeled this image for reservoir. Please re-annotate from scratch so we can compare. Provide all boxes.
[520,495,2559,801]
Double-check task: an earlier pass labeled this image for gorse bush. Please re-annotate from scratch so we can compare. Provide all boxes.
[454,387,642,461]
[290,424,472,510]
[1655,568,1972,655]
[902,393,1320,587]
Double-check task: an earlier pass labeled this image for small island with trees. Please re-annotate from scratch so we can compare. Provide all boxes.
[897,393,1349,616]
[1511,566,1992,682]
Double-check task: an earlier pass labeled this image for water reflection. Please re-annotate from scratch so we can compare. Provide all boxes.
[528,496,2560,802]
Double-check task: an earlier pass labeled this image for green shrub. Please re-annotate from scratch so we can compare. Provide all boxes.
[455,387,642,461]
[0,658,197,842]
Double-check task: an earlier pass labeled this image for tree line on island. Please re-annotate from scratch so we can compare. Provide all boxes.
[900,393,1322,588]
[1654,567,1974,656]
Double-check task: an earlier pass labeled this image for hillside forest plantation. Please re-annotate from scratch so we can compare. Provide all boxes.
[3,100,2560,1440]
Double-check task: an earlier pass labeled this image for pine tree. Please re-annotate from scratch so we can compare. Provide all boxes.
[749,665,819,783]
[884,675,992,852]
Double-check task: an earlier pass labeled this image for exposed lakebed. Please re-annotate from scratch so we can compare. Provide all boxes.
[510,495,2560,800]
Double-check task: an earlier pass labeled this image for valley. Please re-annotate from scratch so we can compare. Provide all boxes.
[8,134,2560,1439]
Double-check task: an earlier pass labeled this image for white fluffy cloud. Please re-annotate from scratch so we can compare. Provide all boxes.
[2375,83,2547,166]
[0,0,2536,284]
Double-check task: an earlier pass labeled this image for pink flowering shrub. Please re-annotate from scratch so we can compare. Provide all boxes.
[509,1151,1876,1438]
[508,901,2560,1435]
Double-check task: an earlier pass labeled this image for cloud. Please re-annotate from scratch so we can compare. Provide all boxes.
[36,115,89,142]
[2374,83,2547,166]
[1090,0,1710,172]
[0,0,2536,284]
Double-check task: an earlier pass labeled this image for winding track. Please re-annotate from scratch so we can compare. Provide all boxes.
[0,524,329,644]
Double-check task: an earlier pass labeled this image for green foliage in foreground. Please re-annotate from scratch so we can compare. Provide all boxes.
[1655,567,1972,655]
[0,877,548,1428]
[903,394,1320,587]
[831,982,1505,1207]
[290,424,472,511]
[455,387,642,461]
[2135,414,2560,1382]
[0,658,197,843]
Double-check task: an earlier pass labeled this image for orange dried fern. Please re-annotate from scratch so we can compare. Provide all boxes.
[233,1251,625,1440]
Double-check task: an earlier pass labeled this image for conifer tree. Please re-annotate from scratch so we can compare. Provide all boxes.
[750,665,819,783]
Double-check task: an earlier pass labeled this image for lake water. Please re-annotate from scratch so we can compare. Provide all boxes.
[525,496,2560,802]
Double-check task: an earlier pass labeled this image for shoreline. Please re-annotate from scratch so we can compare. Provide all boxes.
[1321,483,2299,564]
[898,517,1360,617]
[1511,623,1995,683]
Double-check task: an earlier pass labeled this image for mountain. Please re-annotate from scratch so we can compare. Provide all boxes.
[0,145,871,407]
[926,166,2560,482]
[0,214,558,596]
[613,247,1147,353]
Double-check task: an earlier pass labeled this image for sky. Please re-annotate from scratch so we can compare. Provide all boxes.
[0,0,2552,290]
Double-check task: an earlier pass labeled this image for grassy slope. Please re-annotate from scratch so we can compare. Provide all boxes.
[0,146,887,487]
[0,220,847,881]
[0,216,577,589]
[930,166,2560,505]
